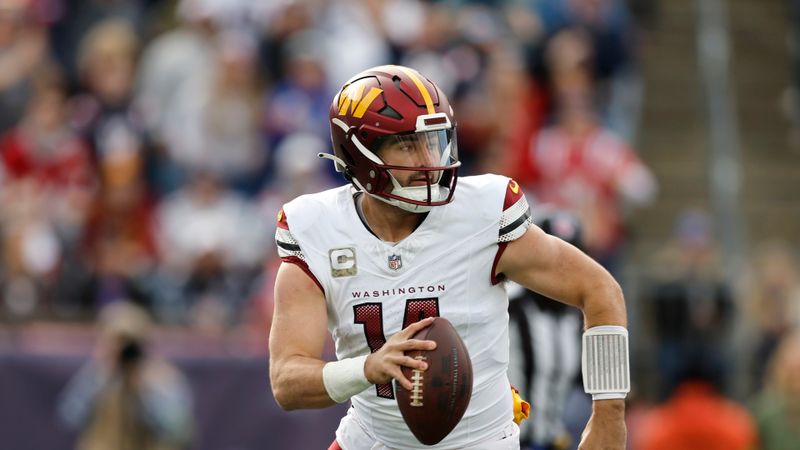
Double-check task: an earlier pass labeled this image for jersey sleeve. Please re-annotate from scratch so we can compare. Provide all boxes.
[275,208,305,260]
[491,179,533,285]
[275,207,323,292]
[498,179,532,243]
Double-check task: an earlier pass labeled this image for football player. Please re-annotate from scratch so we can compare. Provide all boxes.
[269,65,628,449]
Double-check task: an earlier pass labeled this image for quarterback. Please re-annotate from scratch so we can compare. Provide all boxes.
[268,65,628,450]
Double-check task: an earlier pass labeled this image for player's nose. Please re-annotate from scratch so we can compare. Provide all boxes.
[412,147,436,167]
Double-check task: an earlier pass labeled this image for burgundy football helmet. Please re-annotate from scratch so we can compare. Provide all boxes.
[321,65,460,213]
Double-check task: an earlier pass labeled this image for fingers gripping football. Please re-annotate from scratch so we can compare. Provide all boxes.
[364,317,437,390]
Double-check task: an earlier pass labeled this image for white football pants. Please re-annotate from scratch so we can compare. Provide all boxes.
[335,406,520,450]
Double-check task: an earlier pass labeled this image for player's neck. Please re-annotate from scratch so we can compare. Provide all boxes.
[359,193,425,243]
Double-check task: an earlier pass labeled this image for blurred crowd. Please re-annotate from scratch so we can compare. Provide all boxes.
[1,1,800,449]
[0,0,653,332]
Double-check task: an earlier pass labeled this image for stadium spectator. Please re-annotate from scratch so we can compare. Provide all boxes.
[0,0,48,132]
[395,1,457,96]
[58,301,194,450]
[72,17,151,183]
[262,30,331,147]
[161,29,264,194]
[0,64,93,318]
[746,241,800,392]
[136,0,221,157]
[646,209,735,400]
[517,29,656,270]
[155,171,269,330]
[316,0,392,90]
[750,331,800,450]
[48,0,150,85]
[533,0,642,141]
[79,146,159,316]
[634,354,757,450]
[255,0,318,84]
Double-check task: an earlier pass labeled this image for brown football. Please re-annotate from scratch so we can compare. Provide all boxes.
[395,317,473,446]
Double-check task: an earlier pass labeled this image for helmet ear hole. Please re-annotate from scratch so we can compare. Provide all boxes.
[343,166,354,183]
[339,145,356,181]
[340,145,355,166]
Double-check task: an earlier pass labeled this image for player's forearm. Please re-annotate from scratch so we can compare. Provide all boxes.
[581,276,631,407]
[593,398,625,414]
[269,355,336,410]
[581,275,627,329]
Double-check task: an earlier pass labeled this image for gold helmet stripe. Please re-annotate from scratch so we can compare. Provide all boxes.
[397,66,435,114]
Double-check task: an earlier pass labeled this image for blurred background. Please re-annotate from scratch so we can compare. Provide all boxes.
[0,0,798,449]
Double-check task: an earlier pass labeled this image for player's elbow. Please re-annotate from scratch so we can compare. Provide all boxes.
[609,278,626,312]
[600,277,627,325]
[271,380,304,411]
[270,362,297,411]
[271,385,296,411]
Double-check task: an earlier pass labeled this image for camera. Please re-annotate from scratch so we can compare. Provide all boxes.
[117,337,144,370]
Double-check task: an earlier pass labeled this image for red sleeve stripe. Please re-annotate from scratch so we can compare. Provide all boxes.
[503,179,525,210]
[491,242,509,285]
[276,208,289,230]
[281,256,324,294]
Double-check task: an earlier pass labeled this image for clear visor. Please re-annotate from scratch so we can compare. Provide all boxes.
[374,129,458,182]
[359,128,460,209]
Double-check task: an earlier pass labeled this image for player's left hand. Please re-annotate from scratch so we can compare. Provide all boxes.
[577,400,626,450]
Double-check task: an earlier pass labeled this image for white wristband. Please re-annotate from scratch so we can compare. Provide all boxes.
[582,325,630,401]
[322,354,372,403]
[592,392,628,401]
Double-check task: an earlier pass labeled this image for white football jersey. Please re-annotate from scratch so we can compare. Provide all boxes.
[276,174,532,449]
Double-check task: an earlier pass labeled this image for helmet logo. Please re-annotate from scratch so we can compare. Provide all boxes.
[388,254,402,271]
[338,80,383,119]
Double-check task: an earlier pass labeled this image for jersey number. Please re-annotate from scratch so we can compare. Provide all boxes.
[353,298,440,399]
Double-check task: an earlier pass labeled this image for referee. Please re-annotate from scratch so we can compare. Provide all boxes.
[508,210,585,450]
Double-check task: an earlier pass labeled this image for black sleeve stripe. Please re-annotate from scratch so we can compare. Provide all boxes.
[276,240,302,252]
[499,207,531,237]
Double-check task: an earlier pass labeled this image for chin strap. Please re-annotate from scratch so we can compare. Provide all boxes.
[360,181,434,214]
[319,152,441,213]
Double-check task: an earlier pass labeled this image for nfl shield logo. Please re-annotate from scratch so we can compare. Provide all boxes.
[388,254,402,271]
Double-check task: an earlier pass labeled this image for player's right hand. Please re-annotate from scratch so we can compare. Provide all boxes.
[364,317,437,391]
